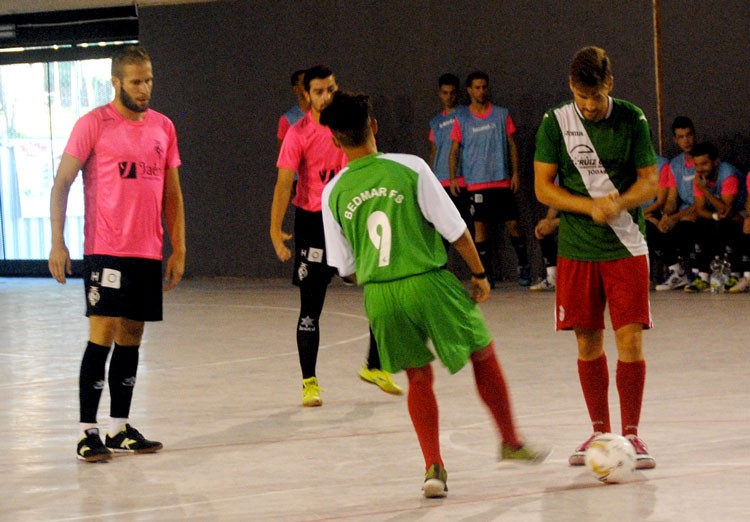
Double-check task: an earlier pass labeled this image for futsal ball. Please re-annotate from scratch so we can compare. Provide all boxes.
[584,433,637,484]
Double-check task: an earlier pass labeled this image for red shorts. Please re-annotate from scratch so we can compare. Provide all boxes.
[555,255,652,331]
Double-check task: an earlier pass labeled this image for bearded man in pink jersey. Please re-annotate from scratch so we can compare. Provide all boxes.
[270,65,401,406]
[49,46,185,463]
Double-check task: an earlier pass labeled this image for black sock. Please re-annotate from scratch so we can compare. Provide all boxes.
[109,343,140,419]
[366,327,381,369]
[476,240,492,277]
[79,341,111,423]
[297,316,320,379]
[540,235,557,268]
[511,235,529,267]
[297,283,327,379]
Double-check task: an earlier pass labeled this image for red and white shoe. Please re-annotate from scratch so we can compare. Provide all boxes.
[568,432,602,466]
[626,434,656,469]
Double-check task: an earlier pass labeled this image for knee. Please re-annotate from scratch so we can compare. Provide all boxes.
[615,325,644,362]
[89,316,118,346]
[575,328,604,360]
[297,315,318,331]
[117,320,144,345]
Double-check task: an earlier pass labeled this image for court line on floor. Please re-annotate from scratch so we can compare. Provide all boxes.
[43,462,750,521]
[0,305,369,389]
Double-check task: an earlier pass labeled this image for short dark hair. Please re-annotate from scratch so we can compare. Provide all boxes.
[671,116,695,135]
[438,73,460,89]
[111,45,150,77]
[570,46,612,88]
[691,142,719,161]
[303,65,334,92]
[466,70,489,87]
[290,69,305,86]
[319,91,372,147]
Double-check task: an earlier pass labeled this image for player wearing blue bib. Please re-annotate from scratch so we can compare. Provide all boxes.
[428,73,472,245]
[448,71,531,287]
[276,69,310,147]
[321,91,547,499]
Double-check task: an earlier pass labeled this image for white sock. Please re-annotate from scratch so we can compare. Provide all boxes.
[109,418,128,436]
[546,266,557,283]
[699,272,709,282]
[80,423,98,437]
[669,263,682,274]
[744,272,750,279]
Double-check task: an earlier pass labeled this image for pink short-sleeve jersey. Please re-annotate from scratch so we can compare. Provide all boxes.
[64,103,181,260]
[277,115,291,141]
[663,165,677,188]
[693,173,739,199]
[277,112,346,212]
[658,162,671,188]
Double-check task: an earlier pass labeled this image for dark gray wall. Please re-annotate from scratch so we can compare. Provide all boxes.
[136,0,747,278]
[659,1,750,166]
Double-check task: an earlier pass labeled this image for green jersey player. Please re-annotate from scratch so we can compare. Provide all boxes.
[534,46,658,470]
[321,91,547,499]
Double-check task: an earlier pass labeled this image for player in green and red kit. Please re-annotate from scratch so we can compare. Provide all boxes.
[321,91,547,499]
[534,46,659,469]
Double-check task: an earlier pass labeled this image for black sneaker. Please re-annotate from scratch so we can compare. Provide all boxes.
[77,428,113,462]
[518,265,532,286]
[105,424,163,454]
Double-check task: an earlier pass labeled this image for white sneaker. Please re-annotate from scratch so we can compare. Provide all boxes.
[530,278,555,291]
[728,276,750,293]
[655,270,688,291]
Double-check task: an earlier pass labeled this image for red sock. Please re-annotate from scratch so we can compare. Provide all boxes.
[471,343,521,448]
[578,354,611,433]
[406,365,442,469]
[617,359,646,436]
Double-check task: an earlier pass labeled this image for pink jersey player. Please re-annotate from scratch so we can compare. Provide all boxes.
[277,111,346,212]
[65,102,181,260]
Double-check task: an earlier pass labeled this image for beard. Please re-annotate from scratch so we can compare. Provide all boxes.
[120,88,149,113]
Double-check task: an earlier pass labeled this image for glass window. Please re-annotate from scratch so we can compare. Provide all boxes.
[0,58,112,260]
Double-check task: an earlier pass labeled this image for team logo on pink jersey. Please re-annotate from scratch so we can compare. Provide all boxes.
[118,161,137,179]
[154,140,164,158]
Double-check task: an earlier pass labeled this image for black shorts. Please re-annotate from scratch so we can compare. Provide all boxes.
[445,186,473,225]
[292,207,336,287]
[469,187,519,224]
[83,255,163,321]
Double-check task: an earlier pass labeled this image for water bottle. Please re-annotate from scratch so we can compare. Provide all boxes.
[722,253,733,290]
[709,256,724,294]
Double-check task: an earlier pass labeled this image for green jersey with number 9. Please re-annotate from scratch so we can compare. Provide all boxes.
[322,152,467,284]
